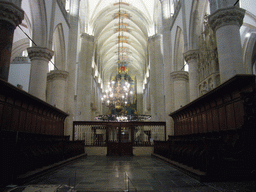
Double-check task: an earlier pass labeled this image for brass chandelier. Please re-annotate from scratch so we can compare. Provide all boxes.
[101,0,135,113]
[102,73,134,112]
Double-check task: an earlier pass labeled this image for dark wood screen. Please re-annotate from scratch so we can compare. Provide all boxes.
[170,75,256,135]
[161,75,256,180]
[0,79,70,187]
[0,79,68,135]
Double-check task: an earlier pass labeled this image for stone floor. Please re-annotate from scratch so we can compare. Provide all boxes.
[5,156,256,192]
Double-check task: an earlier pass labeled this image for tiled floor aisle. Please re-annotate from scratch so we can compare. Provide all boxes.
[23,156,255,192]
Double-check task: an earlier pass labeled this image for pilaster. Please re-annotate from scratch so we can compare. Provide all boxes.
[28,46,54,101]
[0,1,24,81]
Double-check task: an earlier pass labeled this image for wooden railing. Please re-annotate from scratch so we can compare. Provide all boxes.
[154,75,256,180]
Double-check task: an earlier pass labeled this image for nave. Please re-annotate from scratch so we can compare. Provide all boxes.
[3,156,256,192]
[1,0,256,190]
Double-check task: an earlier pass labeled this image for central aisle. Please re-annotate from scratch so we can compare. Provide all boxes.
[25,156,254,192]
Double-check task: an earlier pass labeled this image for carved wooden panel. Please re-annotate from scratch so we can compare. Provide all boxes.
[170,75,256,135]
[0,79,68,136]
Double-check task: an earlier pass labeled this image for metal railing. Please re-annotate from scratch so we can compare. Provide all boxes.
[73,121,166,146]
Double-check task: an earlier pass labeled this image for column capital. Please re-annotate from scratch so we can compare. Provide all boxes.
[47,70,69,81]
[208,6,245,32]
[183,49,199,62]
[81,33,94,42]
[170,71,189,81]
[148,34,162,43]
[0,1,24,27]
[27,47,54,62]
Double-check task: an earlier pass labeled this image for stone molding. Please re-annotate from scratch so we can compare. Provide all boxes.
[170,71,189,81]
[47,70,69,81]
[183,49,199,62]
[208,7,245,32]
[56,0,70,27]
[11,56,29,63]
[81,33,94,42]
[0,1,24,27]
[27,47,54,62]
[170,0,181,30]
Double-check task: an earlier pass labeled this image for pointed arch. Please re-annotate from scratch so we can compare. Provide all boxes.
[188,0,208,50]
[241,10,256,74]
[11,9,32,61]
[11,39,30,62]
[244,31,256,74]
[52,23,66,70]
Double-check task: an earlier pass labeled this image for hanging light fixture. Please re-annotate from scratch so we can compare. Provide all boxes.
[101,0,135,113]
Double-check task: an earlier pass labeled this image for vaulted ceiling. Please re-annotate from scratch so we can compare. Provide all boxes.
[87,0,155,88]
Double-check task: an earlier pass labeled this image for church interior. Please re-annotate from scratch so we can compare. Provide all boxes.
[1,0,256,191]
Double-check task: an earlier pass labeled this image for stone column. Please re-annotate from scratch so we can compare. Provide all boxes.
[170,71,189,110]
[184,49,199,101]
[0,1,23,81]
[76,33,94,121]
[209,7,245,83]
[162,17,174,137]
[47,70,69,111]
[27,47,54,101]
[148,34,165,121]
[136,80,143,115]
[65,0,80,139]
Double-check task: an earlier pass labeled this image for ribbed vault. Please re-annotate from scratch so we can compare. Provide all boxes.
[88,0,154,89]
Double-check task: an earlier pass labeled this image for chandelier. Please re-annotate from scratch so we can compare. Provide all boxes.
[102,72,134,112]
[101,0,135,113]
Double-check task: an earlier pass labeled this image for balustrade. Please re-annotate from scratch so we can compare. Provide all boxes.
[73,121,166,147]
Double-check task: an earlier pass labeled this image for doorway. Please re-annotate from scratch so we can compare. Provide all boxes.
[107,126,134,156]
